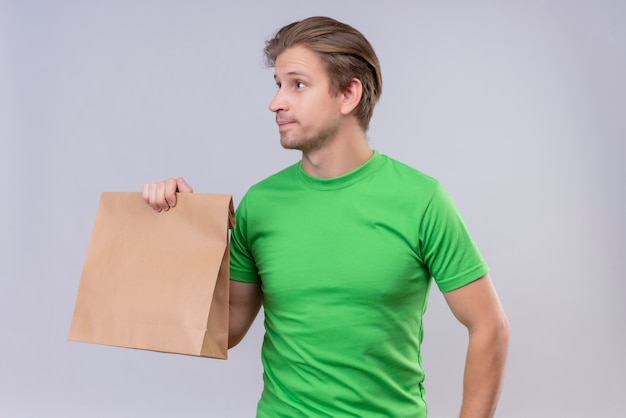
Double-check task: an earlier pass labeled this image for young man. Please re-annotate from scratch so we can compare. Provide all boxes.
[143,16,509,418]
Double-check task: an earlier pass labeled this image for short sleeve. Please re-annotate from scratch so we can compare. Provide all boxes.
[230,193,261,283]
[419,183,489,292]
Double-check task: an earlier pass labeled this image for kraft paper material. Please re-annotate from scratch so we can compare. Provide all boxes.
[68,192,234,359]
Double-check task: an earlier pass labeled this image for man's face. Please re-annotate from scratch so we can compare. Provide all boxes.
[269,46,343,152]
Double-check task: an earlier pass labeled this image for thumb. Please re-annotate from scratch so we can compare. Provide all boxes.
[177,177,194,193]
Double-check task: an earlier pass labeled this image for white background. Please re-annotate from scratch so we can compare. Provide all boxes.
[1,0,624,416]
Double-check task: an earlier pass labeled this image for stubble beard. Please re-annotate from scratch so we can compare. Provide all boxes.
[279,119,340,153]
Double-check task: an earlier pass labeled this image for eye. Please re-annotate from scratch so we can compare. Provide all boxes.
[296,81,305,89]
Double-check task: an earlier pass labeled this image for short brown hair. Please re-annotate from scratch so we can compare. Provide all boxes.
[264,16,383,131]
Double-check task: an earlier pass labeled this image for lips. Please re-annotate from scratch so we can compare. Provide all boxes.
[276,119,296,130]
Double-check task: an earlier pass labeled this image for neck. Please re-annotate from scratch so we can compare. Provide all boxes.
[300,121,372,178]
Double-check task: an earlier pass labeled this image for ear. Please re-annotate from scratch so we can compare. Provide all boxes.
[339,78,363,116]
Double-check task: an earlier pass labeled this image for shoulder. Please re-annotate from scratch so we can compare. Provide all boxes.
[240,162,300,202]
[376,153,442,195]
[255,162,299,187]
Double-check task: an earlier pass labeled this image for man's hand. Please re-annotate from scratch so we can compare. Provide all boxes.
[142,177,193,212]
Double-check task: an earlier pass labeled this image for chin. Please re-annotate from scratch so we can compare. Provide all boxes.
[280,133,326,153]
[280,136,304,151]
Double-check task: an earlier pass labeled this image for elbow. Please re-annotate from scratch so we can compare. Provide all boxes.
[500,314,511,345]
[227,307,257,349]
[491,314,511,354]
[228,332,245,349]
[495,316,511,370]
[470,312,511,350]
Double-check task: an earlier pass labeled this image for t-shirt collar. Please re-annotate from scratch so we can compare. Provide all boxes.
[296,150,385,190]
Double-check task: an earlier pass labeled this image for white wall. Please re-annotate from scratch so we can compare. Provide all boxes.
[1,0,624,416]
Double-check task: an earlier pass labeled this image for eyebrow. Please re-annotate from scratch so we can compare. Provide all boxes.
[274,71,309,81]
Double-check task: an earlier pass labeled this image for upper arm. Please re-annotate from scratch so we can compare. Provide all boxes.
[228,280,263,348]
[442,274,509,333]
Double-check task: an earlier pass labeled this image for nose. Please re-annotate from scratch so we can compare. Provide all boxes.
[268,88,287,113]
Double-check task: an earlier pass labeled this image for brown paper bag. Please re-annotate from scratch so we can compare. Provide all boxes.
[68,192,234,359]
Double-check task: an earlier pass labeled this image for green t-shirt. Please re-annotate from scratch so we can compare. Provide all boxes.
[230,151,488,417]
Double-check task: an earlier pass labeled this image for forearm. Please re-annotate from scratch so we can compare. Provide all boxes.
[459,321,510,418]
